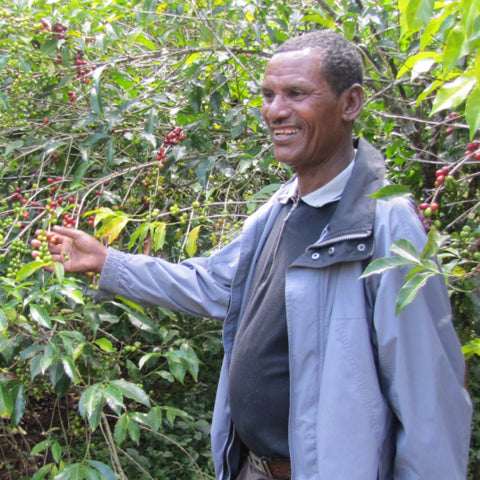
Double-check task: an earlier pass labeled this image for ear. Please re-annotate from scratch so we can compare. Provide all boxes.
[340,84,364,122]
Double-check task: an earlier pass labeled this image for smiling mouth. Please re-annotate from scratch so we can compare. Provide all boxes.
[273,128,300,137]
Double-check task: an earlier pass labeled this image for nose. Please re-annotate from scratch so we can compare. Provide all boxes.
[263,94,291,123]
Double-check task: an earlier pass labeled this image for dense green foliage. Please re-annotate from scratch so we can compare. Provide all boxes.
[0,0,479,478]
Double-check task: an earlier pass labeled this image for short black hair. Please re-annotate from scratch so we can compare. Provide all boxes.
[276,30,363,97]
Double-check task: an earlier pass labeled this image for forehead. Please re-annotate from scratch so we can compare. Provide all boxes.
[262,49,326,88]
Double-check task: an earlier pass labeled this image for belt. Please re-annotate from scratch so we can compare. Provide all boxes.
[249,451,291,479]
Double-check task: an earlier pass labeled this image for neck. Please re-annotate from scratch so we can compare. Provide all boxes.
[296,143,355,196]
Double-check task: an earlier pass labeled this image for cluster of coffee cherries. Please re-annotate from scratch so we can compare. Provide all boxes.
[419,200,439,217]
[465,140,480,160]
[154,127,186,168]
[74,51,91,85]
[164,127,186,146]
[434,165,450,188]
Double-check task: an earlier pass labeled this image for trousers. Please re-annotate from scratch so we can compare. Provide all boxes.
[235,456,290,480]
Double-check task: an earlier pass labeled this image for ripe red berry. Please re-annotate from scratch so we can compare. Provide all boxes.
[419,202,429,211]
[429,202,439,212]
[47,177,54,184]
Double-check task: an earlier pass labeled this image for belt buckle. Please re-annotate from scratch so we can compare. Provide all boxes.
[250,452,273,477]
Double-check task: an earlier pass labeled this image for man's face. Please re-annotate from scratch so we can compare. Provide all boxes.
[261,49,347,176]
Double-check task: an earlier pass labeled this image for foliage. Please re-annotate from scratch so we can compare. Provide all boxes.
[0,0,479,479]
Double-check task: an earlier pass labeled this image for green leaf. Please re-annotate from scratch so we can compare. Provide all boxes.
[360,255,415,278]
[5,140,23,156]
[114,414,129,444]
[79,386,105,429]
[395,271,435,314]
[127,311,159,333]
[16,261,48,282]
[396,51,439,79]
[153,222,166,251]
[462,338,480,359]
[88,461,117,480]
[147,406,163,433]
[138,352,162,370]
[431,70,477,114]
[390,239,421,264]
[62,357,78,382]
[102,384,125,415]
[51,440,62,464]
[0,308,8,332]
[421,227,442,260]
[367,184,411,200]
[30,304,52,329]
[465,86,480,140]
[186,225,201,257]
[0,383,13,419]
[10,382,26,427]
[443,26,466,76]
[31,439,54,456]
[93,338,115,353]
[91,64,107,117]
[110,379,150,407]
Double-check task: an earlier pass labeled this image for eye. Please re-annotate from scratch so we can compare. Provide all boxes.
[262,90,274,101]
[288,90,306,99]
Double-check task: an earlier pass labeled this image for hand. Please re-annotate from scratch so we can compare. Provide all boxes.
[31,226,108,274]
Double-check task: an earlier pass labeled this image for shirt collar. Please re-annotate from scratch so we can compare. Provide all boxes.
[279,154,356,208]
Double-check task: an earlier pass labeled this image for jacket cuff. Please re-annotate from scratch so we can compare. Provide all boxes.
[95,247,125,302]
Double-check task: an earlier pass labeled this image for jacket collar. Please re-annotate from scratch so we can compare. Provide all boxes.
[273,137,385,250]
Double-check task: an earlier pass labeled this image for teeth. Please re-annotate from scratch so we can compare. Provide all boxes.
[274,129,299,135]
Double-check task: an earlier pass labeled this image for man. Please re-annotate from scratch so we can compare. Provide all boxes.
[32,31,471,480]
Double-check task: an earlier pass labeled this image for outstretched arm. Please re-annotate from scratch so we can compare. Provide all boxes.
[31,226,108,274]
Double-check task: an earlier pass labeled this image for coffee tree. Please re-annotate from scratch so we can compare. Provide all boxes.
[0,0,479,479]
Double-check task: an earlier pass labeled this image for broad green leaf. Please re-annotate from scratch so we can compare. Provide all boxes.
[360,256,415,278]
[147,406,163,433]
[395,271,435,314]
[153,222,166,251]
[114,413,129,444]
[462,339,480,359]
[54,262,65,285]
[71,161,93,189]
[31,439,54,456]
[98,215,130,245]
[110,379,150,407]
[16,261,48,282]
[186,225,201,257]
[397,51,439,79]
[5,140,23,156]
[91,64,107,117]
[10,382,26,427]
[465,86,480,140]
[30,304,52,329]
[138,352,162,370]
[127,311,159,333]
[62,357,78,382]
[0,383,13,419]
[79,386,105,429]
[0,308,8,332]
[367,184,411,200]
[431,70,477,114]
[88,461,117,480]
[442,27,465,76]
[421,227,442,260]
[102,384,125,415]
[390,239,421,264]
[93,338,115,353]
[51,441,62,464]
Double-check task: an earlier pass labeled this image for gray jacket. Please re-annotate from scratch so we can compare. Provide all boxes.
[99,138,472,479]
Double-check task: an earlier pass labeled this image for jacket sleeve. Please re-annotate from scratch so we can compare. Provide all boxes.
[371,197,472,480]
[96,236,242,319]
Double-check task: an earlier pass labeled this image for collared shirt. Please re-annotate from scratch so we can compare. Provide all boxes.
[279,156,355,208]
